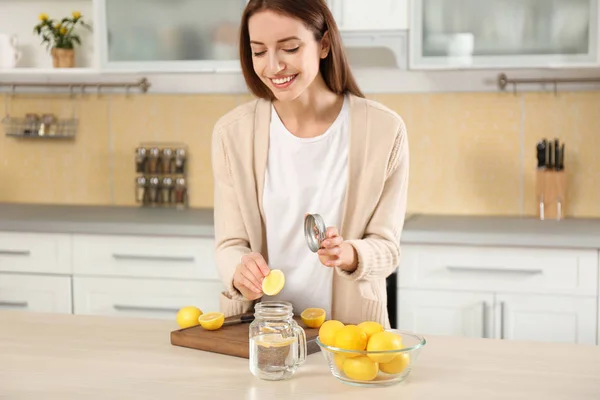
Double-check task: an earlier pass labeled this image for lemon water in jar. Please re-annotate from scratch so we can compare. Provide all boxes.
[249,301,306,380]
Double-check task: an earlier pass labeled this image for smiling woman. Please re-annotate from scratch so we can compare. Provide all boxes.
[239,0,363,101]
[211,0,410,328]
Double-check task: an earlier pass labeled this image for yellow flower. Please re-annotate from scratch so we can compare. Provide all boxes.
[60,26,67,35]
[72,11,81,19]
[39,13,49,21]
[56,23,62,29]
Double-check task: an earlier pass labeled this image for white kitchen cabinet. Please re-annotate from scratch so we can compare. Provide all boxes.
[409,0,600,69]
[73,276,224,320]
[496,293,597,345]
[94,0,246,71]
[328,0,409,31]
[397,244,599,345]
[0,231,71,274]
[0,273,72,314]
[72,233,219,280]
[398,289,494,338]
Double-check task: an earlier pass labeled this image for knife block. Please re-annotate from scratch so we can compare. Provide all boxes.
[535,169,567,220]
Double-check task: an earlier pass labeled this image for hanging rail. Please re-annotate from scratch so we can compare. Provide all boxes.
[0,77,151,94]
[498,73,600,95]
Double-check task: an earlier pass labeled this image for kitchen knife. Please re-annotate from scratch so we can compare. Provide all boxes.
[557,143,565,171]
[546,140,554,169]
[536,140,546,169]
[554,139,560,171]
[222,312,255,327]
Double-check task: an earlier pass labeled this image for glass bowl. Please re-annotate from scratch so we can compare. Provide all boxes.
[316,329,426,387]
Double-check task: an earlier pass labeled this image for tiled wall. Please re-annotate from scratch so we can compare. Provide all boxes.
[1,91,598,218]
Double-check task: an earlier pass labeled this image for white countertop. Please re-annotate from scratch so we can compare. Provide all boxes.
[1,203,600,248]
[402,214,600,249]
[1,310,599,400]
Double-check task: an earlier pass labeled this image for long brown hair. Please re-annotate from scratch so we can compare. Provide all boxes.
[239,0,364,100]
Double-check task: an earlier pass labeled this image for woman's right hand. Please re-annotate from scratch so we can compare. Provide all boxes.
[233,252,270,300]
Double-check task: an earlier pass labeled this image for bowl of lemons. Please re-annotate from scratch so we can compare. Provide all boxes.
[315,320,426,387]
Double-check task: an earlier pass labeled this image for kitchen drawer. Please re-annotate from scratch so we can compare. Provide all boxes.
[73,234,219,280]
[73,276,224,320]
[398,244,598,296]
[0,273,72,313]
[0,231,71,274]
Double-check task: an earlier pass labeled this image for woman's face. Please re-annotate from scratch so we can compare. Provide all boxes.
[248,10,328,102]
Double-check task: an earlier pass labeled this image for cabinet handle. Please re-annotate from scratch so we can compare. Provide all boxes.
[481,301,487,339]
[0,301,28,308]
[500,301,505,340]
[0,250,31,256]
[447,266,543,275]
[113,304,180,313]
[112,254,195,263]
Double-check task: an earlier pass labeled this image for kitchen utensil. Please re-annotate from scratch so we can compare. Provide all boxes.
[536,140,546,169]
[317,329,426,388]
[170,312,320,359]
[0,33,22,69]
[546,140,554,169]
[558,144,565,171]
[304,213,326,253]
[554,139,560,171]
[222,312,254,327]
[249,301,306,381]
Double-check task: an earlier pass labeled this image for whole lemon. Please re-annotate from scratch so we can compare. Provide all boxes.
[176,306,203,329]
[357,321,384,341]
[379,353,410,374]
[334,353,346,371]
[343,356,379,381]
[366,331,403,363]
[319,320,345,347]
[334,325,367,357]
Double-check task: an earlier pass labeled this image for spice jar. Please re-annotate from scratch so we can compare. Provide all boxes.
[147,147,160,174]
[24,113,39,136]
[159,177,173,205]
[148,176,160,205]
[174,148,186,174]
[174,177,187,206]
[135,147,147,173]
[135,176,148,205]
[161,148,173,174]
[39,114,56,136]
[249,301,307,381]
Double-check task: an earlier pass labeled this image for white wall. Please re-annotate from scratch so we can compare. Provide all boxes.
[0,0,94,68]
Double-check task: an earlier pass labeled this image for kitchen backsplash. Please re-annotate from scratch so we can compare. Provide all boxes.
[0,91,598,218]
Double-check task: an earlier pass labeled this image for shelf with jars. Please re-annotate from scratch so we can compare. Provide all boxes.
[134,142,188,210]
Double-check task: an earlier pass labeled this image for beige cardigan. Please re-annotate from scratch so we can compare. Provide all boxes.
[211,94,409,328]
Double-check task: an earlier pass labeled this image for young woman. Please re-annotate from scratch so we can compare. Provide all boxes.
[212,0,409,327]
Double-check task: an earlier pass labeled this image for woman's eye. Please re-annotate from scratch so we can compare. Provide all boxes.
[283,47,300,53]
[253,50,267,57]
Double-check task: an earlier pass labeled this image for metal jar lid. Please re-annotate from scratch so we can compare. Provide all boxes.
[304,213,326,253]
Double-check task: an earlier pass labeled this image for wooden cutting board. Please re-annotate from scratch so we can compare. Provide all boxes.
[170,313,321,359]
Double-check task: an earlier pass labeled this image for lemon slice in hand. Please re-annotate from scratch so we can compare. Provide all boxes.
[198,312,225,331]
[261,269,285,296]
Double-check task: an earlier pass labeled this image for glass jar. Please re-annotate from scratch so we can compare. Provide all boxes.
[248,301,306,381]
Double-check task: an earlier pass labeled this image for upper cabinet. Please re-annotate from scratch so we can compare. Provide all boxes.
[94,0,247,71]
[326,0,410,68]
[409,0,600,69]
[327,0,409,31]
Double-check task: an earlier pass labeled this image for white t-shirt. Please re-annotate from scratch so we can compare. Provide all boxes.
[262,96,350,318]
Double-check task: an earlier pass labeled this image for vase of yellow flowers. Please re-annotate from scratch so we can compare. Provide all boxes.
[34,11,91,68]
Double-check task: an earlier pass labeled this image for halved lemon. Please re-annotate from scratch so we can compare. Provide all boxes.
[198,312,225,331]
[300,307,326,328]
[262,269,285,296]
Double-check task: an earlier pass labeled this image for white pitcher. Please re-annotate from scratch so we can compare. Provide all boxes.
[0,33,22,69]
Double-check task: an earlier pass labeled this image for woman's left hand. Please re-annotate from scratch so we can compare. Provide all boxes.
[317,227,358,272]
